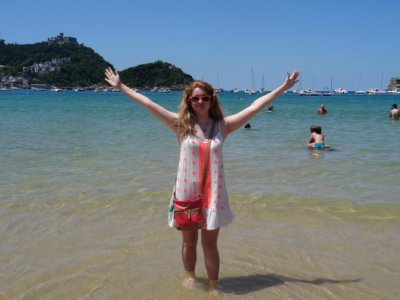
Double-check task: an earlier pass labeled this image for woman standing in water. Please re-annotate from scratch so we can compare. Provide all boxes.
[104,67,299,294]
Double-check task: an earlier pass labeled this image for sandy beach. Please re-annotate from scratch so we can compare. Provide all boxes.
[1,192,399,299]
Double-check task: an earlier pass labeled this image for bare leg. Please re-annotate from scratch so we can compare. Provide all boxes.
[201,228,220,293]
[181,229,198,288]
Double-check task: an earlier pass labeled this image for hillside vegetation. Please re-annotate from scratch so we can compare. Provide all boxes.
[0,37,194,88]
[119,60,194,89]
[0,40,111,87]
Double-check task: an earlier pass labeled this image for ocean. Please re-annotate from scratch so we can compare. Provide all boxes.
[0,90,399,299]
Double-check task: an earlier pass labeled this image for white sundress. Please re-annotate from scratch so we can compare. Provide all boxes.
[168,122,234,230]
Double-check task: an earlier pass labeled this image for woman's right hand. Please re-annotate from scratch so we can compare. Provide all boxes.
[104,67,122,89]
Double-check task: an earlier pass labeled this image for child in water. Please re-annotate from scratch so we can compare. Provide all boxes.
[308,125,329,149]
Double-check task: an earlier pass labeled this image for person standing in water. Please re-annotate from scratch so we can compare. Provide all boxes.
[308,125,329,149]
[104,67,299,295]
[389,104,399,120]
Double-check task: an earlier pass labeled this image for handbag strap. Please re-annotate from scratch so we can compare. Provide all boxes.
[199,120,216,196]
[174,120,216,198]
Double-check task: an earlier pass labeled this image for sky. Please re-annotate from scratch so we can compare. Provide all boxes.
[1,0,399,91]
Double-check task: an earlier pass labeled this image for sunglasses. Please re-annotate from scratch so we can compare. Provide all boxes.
[189,95,211,103]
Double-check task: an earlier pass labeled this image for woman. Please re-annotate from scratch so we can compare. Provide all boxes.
[104,67,299,294]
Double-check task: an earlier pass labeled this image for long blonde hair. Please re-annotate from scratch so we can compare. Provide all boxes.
[175,80,224,139]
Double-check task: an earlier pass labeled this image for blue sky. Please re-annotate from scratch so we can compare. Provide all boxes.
[1,0,399,90]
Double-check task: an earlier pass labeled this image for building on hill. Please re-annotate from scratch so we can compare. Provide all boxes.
[388,78,400,91]
[22,57,71,75]
[48,32,78,45]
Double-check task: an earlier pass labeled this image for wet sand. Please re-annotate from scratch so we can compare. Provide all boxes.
[1,193,399,299]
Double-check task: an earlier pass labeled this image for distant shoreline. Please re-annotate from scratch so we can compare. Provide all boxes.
[2,86,400,96]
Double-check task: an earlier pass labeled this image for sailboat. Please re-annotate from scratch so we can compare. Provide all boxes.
[245,67,256,95]
[259,73,265,93]
[321,77,333,96]
[214,73,223,93]
[355,74,366,94]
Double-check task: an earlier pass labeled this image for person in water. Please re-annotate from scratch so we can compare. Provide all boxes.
[308,125,329,149]
[104,67,299,295]
[389,104,399,120]
[316,104,327,114]
[267,105,274,112]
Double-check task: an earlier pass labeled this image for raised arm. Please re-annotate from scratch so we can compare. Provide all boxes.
[105,68,178,132]
[222,70,299,138]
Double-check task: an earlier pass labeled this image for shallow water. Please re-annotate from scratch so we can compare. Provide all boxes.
[0,90,399,299]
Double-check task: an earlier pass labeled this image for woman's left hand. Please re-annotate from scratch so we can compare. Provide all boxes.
[283,69,300,90]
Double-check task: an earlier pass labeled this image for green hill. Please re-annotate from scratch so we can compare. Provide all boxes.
[0,36,194,89]
[0,38,112,87]
[119,60,194,89]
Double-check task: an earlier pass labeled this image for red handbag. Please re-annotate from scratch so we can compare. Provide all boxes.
[173,121,215,230]
[174,198,204,230]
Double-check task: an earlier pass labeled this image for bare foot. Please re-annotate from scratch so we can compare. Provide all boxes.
[208,279,219,296]
[182,272,196,289]
[209,287,219,296]
[182,277,195,289]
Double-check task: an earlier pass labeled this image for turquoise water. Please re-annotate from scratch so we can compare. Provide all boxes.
[1,90,400,299]
[1,90,399,209]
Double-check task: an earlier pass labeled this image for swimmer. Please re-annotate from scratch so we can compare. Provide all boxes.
[389,104,399,120]
[308,125,329,149]
[316,104,327,115]
[244,123,251,129]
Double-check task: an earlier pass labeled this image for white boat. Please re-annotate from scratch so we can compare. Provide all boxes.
[334,87,348,94]
[321,89,332,96]
[298,89,320,96]
[244,88,256,95]
[355,90,367,94]
[387,89,400,94]
[231,88,240,93]
[367,89,386,95]
[51,87,63,92]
